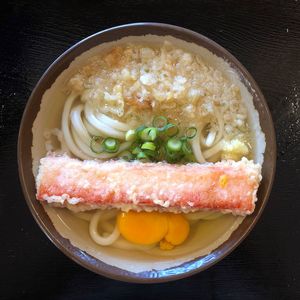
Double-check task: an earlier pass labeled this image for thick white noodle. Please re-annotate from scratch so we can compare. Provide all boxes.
[96,112,131,132]
[205,130,216,147]
[191,130,206,163]
[62,93,90,160]
[95,210,118,233]
[199,107,224,148]
[203,139,224,159]
[83,117,103,136]
[71,126,102,158]
[70,105,91,145]
[89,211,120,246]
[199,123,209,146]
[84,104,125,139]
[214,107,224,145]
[71,124,131,160]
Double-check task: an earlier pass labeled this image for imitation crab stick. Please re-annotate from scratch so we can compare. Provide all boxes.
[36,155,262,216]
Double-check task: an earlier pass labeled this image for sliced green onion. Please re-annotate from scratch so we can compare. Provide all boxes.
[90,136,104,154]
[182,140,192,156]
[135,125,147,137]
[143,149,156,158]
[130,140,140,150]
[165,148,182,163]
[132,147,142,155]
[136,151,149,161]
[140,127,158,141]
[153,116,168,129]
[166,138,183,152]
[185,127,197,139]
[120,118,197,163]
[141,142,156,151]
[102,138,120,153]
[125,129,136,141]
[164,124,179,137]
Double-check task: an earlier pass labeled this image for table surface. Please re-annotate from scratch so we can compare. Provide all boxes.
[1,0,299,299]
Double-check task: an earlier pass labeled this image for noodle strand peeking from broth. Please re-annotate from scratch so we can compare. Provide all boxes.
[59,93,132,161]
[191,129,206,163]
[84,104,125,139]
[203,140,225,159]
[61,93,90,160]
[89,210,120,246]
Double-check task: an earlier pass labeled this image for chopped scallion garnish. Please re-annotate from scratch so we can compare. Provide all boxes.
[165,147,182,163]
[125,129,136,141]
[163,124,179,137]
[132,146,142,155]
[102,138,120,153]
[135,125,147,138]
[182,140,192,156]
[136,151,149,161]
[185,127,197,139]
[143,149,156,158]
[153,116,168,129]
[106,116,198,163]
[140,127,158,141]
[166,138,182,152]
[141,142,156,151]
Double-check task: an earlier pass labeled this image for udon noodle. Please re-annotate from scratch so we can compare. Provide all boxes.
[44,41,254,251]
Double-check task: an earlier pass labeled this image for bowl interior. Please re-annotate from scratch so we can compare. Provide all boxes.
[18,23,276,283]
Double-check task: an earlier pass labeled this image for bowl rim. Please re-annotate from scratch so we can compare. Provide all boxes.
[17,22,277,283]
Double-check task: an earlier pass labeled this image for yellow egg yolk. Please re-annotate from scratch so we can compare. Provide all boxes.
[117,211,168,245]
[117,211,190,249]
[164,213,190,246]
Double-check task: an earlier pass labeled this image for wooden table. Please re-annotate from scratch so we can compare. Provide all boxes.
[1,0,299,298]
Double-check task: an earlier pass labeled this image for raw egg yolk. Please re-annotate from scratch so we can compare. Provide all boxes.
[117,211,190,249]
[117,211,168,245]
[164,213,190,246]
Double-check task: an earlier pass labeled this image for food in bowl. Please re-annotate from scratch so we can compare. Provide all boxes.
[36,156,261,215]
[32,35,265,271]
